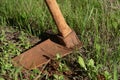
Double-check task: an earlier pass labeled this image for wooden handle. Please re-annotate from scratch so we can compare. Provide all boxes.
[45,0,72,37]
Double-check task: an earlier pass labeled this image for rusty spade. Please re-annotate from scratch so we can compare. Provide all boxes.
[12,0,82,70]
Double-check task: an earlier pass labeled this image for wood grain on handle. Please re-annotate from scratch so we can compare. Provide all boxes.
[45,0,72,37]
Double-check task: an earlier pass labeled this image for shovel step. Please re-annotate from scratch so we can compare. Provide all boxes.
[13,39,72,70]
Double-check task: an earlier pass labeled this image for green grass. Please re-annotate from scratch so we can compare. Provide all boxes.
[0,0,120,79]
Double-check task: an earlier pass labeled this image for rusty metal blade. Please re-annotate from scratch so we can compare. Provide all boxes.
[12,39,72,70]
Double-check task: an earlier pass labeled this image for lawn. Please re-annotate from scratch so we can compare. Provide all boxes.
[0,0,120,80]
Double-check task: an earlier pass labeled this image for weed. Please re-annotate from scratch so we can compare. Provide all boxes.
[53,74,64,80]
[0,30,6,42]
[18,31,31,49]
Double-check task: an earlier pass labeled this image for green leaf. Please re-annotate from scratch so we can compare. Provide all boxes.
[53,74,64,80]
[78,56,87,70]
[114,64,118,80]
[0,77,5,80]
[104,71,112,79]
[112,21,118,29]
[88,59,95,67]
[95,44,101,52]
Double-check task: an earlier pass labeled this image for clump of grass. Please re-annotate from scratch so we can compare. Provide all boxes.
[0,27,38,79]
[0,0,56,36]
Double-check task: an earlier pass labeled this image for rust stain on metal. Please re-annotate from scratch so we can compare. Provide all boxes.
[13,39,73,70]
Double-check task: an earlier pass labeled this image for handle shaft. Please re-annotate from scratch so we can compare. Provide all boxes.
[45,0,72,37]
